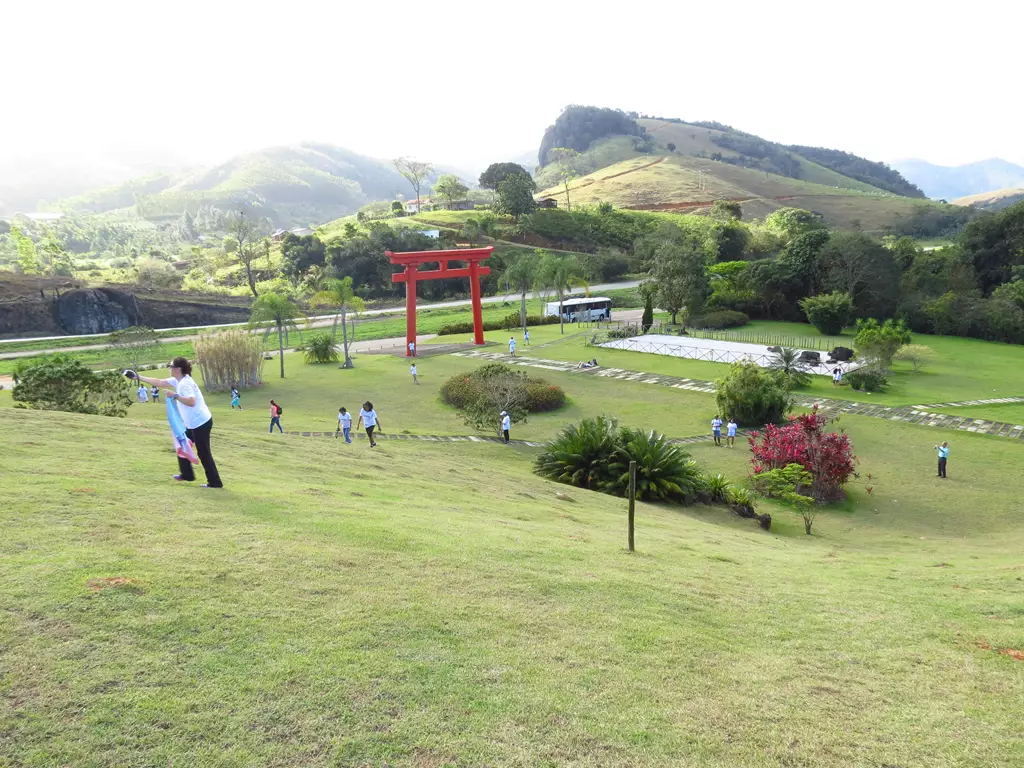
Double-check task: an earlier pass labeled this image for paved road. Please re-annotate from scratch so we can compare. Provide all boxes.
[0,280,643,357]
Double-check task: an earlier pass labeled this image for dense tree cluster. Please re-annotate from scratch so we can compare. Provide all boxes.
[787,146,925,198]
[538,106,645,166]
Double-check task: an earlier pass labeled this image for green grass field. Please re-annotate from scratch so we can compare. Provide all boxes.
[440,320,1024,408]
[4,349,1024,766]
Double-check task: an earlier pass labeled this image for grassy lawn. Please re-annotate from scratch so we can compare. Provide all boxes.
[453,320,1024,407]
[0,301,543,376]
[55,351,717,442]
[3,394,1023,766]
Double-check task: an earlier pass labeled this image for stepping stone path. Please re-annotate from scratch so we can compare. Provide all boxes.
[454,351,1024,441]
[284,428,728,449]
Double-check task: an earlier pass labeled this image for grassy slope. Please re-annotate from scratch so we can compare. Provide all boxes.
[952,187,1024,211]
[432,320,1024,407]
[536,154,938,231]
[4,370,1024,766]
[637,120,888,195]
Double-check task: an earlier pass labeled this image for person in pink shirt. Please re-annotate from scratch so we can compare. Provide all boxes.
[269,399,283,433]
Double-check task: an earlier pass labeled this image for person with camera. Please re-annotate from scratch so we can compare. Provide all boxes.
[126,357,223,488]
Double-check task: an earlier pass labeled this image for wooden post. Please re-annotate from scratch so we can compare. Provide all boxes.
[627,460,636,552]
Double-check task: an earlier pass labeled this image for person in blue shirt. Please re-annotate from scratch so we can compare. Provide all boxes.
[524,329,530,347]
[934,441,949,478]
[711,415,723,446]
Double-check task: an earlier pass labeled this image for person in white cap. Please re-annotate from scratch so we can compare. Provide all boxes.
[501,410,511,444]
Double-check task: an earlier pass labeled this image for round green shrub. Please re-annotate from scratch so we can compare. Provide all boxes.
[799,291,854,335]
[716,362,792,426]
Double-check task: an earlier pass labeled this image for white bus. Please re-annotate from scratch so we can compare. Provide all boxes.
[543,296,612,322]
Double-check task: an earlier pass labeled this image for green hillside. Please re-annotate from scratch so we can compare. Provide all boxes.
[3,337,1024,766]
[639,119,893,195]
[537,153,946,231]
[953,186,1024,211]
[59,143,412,228]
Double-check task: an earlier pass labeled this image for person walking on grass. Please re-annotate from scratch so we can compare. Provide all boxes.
[269,399,283,433]
[127,357,223,488]
[726,417,738,448]
[524,328,530,347]
[230,387,242,410]
[336,407,352,443]
[151,385,160,403]
[509,336,516,356]
[357,401,382,447]
[410,362,419,384]
[935,441,949,478]
[832,367,843,386]
[711,414,723,446]
[137,384,149,404]
[501,410,511,444]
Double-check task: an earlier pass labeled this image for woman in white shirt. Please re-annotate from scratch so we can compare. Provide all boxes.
[129,356,223,488]
[356,401,383,448]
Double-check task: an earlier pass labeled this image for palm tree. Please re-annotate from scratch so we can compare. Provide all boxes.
[768,346,812,389]
[538,252,586,334]
[310,277,365,369]
[501,251,541,333]
[249,292,302,378]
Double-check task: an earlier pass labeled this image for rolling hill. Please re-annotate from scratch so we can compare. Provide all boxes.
[953,186,1024,211]
[536,152,946,232]
[531,110,947,231]
[58,143,416,228]
[890,158,1024,201]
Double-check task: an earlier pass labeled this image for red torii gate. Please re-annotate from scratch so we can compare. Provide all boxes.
[387,246,493,355]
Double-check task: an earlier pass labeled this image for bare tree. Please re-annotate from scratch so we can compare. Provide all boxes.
[230,211,260,298]
[393,157,434,213]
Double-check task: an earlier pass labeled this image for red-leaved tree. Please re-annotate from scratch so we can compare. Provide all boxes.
[748,406,856,501]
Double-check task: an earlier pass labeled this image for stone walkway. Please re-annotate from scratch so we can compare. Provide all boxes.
[285,428,726,449]
[915,396,1024,408]
[453,351,1024,440]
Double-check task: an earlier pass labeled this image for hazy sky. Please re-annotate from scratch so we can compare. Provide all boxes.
[3,0,1020,171]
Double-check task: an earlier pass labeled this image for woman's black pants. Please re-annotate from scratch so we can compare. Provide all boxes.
[178,417,223,487]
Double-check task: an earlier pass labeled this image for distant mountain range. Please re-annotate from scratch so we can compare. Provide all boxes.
[55,143,428,228]
[0,149,187,218]
[889,158,1024,201]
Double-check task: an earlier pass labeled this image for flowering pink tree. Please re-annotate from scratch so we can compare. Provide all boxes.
[748,406,857,501]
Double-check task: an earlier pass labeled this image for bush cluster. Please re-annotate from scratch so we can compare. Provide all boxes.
[439,363,565,413]
[687,310,749,330]
[846,366,888,392]
[534,417,769,528]
[716,362,792,426]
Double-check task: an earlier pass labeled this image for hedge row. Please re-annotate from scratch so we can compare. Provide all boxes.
[687,310,750,330]
[437,313,561,336]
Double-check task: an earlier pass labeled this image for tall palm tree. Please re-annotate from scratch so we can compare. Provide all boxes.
[538,252,586,334]
[310,277,365,369]
[249,292,302,378]
[501,251,541,333]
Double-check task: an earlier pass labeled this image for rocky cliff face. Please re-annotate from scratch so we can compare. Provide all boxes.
[55,289,139,334]
[0,287,251,337]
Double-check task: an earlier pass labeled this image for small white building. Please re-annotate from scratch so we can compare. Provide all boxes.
[403,197,432,214]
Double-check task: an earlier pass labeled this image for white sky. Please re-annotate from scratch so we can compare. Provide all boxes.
[2,0,1020,171]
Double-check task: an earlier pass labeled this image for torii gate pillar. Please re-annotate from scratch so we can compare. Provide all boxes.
[387,246,493,356]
